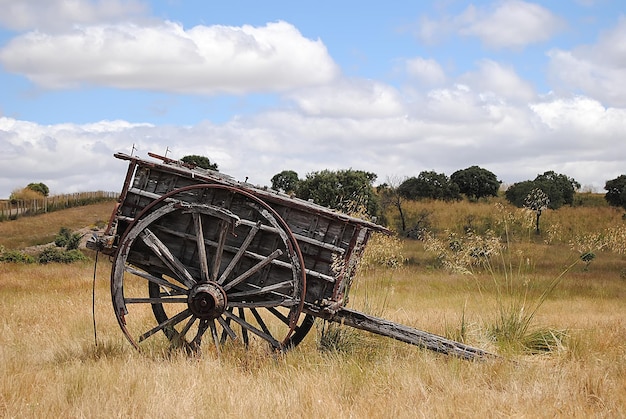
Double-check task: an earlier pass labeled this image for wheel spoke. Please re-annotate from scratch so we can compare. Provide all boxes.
[212,220,230,281]
[250,308,271,336]
[139,308,192,342]
[222,249,283,291]
[223,309,281,349]
[217,221,261,285]
[238,307,249,346]
[228,299,297,308]
[125,266,188,294]
[219,309,235,344]
[125,297,187,304]
[267,306,290,325]
[227,280,294,299]
[140,229,196,289]
[192,212,210,282]
[178,315,197,341]
[209,320,221,356]
[217,316,238,341]
[191,319,209,348]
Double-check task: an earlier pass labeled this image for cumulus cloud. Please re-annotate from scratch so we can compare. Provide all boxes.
[0,0,147,32]
[3,80,624,197]
[416,0,564,49]
[405,57,446,86]
[287,79,405,118]
[547,17,626,107]
[459,59,536,102]
[0,20,340,94]
[0,1,623,198]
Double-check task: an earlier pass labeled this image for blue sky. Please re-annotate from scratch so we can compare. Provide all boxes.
[1,0,625,198]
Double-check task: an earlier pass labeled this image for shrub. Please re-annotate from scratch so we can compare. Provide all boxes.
[54,227,83,250]
[37,247,88,264]
[0,247,35,263]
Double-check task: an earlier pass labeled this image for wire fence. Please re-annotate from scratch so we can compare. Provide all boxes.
[0,191,118,221]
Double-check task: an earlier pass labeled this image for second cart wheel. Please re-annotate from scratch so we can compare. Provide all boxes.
[111,184,312,353]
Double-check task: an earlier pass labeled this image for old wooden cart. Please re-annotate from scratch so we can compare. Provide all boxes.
[90,152,492,359]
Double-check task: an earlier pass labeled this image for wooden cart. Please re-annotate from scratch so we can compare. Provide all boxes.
[89,152,493,359]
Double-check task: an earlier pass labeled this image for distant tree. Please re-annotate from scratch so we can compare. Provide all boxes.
[524,188,550,234]
[604,175,626,209]
[450,166,500,200]
[27,182,49,197]
[398,171,460,201]
[505,181,536,208]
[533,171,579,208]
[271,170,300,193]
[377,176,407,232]
[180,155,218,171]
[505,171,579,209]
[296,169,378,216]
[9,187,43,202]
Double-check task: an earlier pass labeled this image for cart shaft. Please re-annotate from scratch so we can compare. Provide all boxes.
[328,307,495,360]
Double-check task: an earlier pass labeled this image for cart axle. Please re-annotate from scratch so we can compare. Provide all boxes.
[188,282,227,320]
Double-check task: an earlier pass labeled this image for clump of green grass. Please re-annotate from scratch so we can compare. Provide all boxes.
[316,321,362,354]
[424,203,582,354]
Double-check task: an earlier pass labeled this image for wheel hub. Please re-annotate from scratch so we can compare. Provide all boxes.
[187,282,227,320]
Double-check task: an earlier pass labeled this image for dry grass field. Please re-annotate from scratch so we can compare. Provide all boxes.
[1,199,625,418]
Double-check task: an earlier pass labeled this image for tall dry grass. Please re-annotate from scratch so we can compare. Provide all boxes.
[387,196,625,244]
[1,200,625,417]
[1,260,625,418]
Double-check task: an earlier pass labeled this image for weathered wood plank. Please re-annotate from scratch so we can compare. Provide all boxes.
[329,307,495,360]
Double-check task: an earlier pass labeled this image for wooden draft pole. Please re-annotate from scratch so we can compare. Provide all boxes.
[329,307,495,360]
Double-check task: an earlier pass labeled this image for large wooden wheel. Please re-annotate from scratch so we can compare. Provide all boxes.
[111,184,314,354]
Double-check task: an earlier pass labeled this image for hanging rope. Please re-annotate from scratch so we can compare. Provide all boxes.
[92,249,99,347]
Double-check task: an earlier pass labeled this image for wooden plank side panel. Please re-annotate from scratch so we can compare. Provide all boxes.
[116,162,379,307]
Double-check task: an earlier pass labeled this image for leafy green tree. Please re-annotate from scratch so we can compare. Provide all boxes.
[505,181,536,208]
[604,175,626,209]
[450,166,500,200]
[271,170,300,193]
[27,182,49,197]
[533,171,579,208]
[505,171,579,209]
[296,169,379,216]
[181,155,218,171]
[398,171,460,201]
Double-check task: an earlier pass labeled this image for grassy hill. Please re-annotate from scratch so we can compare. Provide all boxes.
[0,201,116,250]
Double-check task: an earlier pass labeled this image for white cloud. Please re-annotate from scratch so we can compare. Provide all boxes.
[459,1,565,49]
[547,17,626,107]
[287,79,405,118]
[459,59,536,102]
[0,20,340,94]
[405,57,446,85]
[0,0,147,32]
[2,80,623,197]
[530,96,626,138]
[416,0,564,49]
